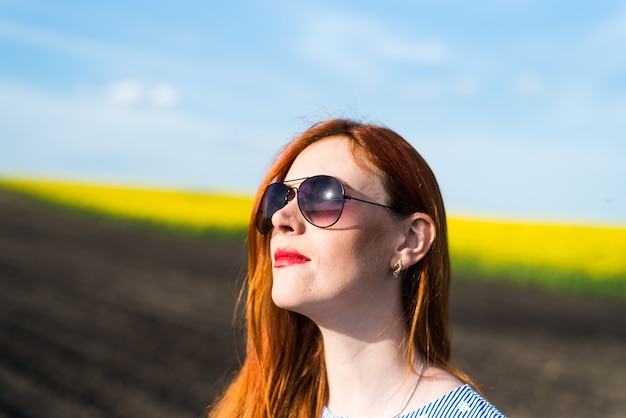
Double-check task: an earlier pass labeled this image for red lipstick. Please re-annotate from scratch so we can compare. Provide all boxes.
[274,248,310,268]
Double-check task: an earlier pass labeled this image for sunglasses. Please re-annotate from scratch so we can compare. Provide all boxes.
[256,175,399,234]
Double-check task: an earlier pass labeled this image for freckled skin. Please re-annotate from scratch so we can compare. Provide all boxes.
[269,136,405,329]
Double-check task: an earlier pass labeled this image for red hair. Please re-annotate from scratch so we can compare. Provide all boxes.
[208,119,474,418]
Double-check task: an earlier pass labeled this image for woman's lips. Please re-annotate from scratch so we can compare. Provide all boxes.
[274,248,311,268]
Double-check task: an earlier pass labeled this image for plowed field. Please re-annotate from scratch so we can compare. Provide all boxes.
[1,190,624,418]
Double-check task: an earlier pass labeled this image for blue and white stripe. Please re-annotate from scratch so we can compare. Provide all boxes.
[322,384,506,418]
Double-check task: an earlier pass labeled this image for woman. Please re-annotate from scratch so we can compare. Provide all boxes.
[209,119,505,417]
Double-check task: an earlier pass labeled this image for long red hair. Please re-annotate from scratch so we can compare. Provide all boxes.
[208,119,474,418]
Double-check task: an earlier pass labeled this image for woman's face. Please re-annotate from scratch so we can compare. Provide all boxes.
[269,136,408,327]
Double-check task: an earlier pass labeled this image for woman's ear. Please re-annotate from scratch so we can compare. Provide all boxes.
[393,213,436,270]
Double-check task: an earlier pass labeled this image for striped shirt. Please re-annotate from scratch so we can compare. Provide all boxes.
[322,384,506,418]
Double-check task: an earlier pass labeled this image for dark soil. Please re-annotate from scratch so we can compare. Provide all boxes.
[0,190,624,418]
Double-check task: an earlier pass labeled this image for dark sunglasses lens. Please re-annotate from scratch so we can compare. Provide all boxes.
[256,183,289,233]
[298,176,344,228]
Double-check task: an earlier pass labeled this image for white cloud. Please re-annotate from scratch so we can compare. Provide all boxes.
[102,80,180,108]
[0,16,201,84]
[514,73,544,96]
[104,80,144,106]
[0,80,272,191]
[586,8,626,75]
[149,83,180,108]
[0,16,132,64]
[300,10,447,81]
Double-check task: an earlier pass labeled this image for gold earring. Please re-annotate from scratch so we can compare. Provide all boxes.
[392,260,402,278]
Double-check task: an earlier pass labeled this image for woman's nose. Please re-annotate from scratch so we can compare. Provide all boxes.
[271,190,304,234]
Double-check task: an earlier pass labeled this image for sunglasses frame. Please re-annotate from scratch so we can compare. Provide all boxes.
[256,175,400,234]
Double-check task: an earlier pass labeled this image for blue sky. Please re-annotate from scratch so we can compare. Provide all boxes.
[1,1,625,225]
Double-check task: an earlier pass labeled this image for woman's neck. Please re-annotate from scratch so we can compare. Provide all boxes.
[319,316,423,418]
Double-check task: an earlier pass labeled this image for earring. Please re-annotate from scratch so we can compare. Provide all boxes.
[392,260,402,278]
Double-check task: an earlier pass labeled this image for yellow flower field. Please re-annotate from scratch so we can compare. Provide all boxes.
[448,218,626,281]
[2,177,625,293]
[0,177,253,232]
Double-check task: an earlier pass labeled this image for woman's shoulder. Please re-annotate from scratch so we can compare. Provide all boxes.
[402,384,506,418]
